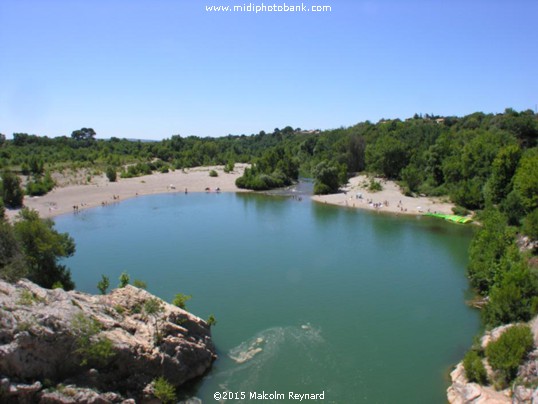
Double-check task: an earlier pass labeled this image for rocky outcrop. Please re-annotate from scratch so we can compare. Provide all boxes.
[447,319,538,404]
[0,279,216,402]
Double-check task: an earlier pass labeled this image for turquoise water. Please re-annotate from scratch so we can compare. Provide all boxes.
[54,191,479,403]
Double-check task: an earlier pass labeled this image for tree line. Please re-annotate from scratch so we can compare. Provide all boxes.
[1,109,537,329]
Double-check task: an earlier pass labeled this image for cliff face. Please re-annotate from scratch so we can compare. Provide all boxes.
[0,279,216,402]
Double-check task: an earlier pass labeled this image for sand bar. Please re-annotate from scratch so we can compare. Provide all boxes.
[6,164,248,220]
[312,174,456,216]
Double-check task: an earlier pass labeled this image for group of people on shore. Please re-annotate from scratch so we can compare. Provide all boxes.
[396,200,408,212]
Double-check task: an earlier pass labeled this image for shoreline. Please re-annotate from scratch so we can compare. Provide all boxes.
[6,164,249,221]
[6,168,460,222]
[312,175,457,217]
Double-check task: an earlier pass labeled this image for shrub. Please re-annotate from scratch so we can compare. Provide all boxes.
[118,272,130,288]
[72,313,115,367]
[209,169,218,177]
[153,377,176,403]
[368,178,383,192]
[133,279,147,289]
[172,293,192,309]
[97,275,110,294]
[523,209,538,240]
[207,314,217,327]
[452,205,470,216]
[143,298,163,316]
[105,167,117,182]
[1,170,24,208]
[224,161,235,173]
[463,350,488,384]
[485,324,534,386]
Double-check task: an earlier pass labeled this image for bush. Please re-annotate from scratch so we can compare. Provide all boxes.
[224,161,235,173]
[1,170,24,208]
[463,349,488,384]
[482,258,538,327]
[106,167,117,182]
[207,314,217,327]
[133,279,147,289]
[97,275,110,295]
[209,169,218,177]
[26,171,55,196]
[118,272,130,288]
[452,205,470,216]
[368,178,383,192]
[153,377,176,403]
[72,313,115,367]
[485,324,534,386]
[523,209,538,240]
[172,293,192,309]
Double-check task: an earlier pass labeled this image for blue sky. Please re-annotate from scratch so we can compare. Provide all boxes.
[1,0,537,140]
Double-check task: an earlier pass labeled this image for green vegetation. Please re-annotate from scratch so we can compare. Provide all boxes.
[368,178,383,192]
[463,349,488,385]
[118,272,130,288]
[207,314,217,327]
[11,208,76,290]
[105,167,117,182]
[485,325,534,387]
[133,279,147,289]
[17,289,45,306]
[2,110,538,390]
[1,170,24,208]
[97,275,110,295]
[152,377,177,403]
[209,169,218,177]
[172,293,191,310]
[72,312,115,367]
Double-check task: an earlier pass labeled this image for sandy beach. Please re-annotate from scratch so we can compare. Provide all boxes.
[6,164,249,220]
[312,174,456,216]
[6,167,458,221]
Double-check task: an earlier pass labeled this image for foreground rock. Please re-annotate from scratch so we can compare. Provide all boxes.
[447,318,538,403]
[0,279,216,402]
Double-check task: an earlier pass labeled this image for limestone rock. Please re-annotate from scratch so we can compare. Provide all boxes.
[0,279,216,401]
[447,318,538,404]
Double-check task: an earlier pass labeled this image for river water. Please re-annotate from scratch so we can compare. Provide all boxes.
[55,190,479,403]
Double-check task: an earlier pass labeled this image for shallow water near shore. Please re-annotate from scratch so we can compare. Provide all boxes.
[55,191,479,403]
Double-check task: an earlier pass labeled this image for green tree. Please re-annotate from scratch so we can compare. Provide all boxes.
[522,209,538,240]
[71,127,96,142]
[401,164,422,193]
[312,161,341,195]
[0,218,28,282]
[97,275,110,295]
[1,170,24,208]
[485,145,521,204]
[13,208,75,290]
[468,209,515,294]
[118,271,130,288]
[513,148,538,212]
[365,135,409,179]
[483,249,538,327]
[106,167,117,182]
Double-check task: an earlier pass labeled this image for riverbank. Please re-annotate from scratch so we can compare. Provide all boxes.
[312,174,457,216]
[6,164,248,220]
